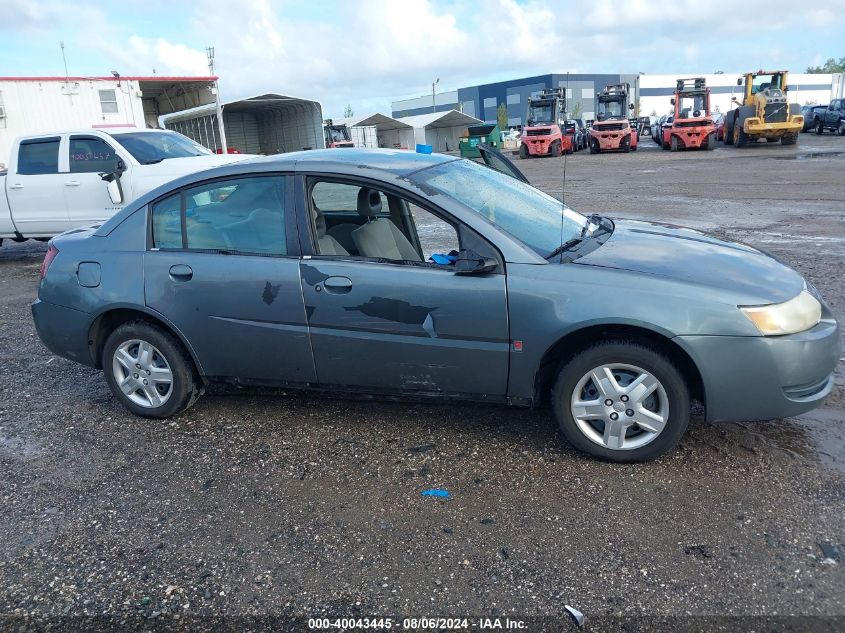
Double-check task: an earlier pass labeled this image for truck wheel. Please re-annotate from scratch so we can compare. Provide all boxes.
[781,133,797,145]
[839,121,845,136]
[589,139,599,154]
[550,140,561,157]
[621,136,630,153]
[551,341,691,462]
[670,136,679,152]
[724,116,734,145]
[704,133,714,150]
[102,320,201,418]
[734,122,748,148]
[519,144,528,159]
[815,120,824,135]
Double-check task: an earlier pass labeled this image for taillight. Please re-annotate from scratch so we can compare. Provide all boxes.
[40,243,59,279]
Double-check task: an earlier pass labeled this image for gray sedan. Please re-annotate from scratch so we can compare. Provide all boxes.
[32,147,840,462]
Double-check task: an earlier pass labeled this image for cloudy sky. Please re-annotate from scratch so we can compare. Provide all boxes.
[1,0,842,117]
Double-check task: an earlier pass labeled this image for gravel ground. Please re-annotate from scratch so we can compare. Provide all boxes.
[0,133,844,632]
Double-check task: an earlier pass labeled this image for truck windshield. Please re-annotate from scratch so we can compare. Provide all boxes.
[414,158,586,256]
[596,99,624,120]
[527,103,554,125]
[327,127,350,143]
[676,95,707,118]
[751,74,781,94]
[112,131,213,164]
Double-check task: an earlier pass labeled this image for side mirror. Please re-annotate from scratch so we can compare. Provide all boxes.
[106,179,124,205]
[670,98,675,106]
[454,249,497,275]
[628,103,634,110]
[737,78,743,86]
[115,156,127,175]
[731,97,739,103]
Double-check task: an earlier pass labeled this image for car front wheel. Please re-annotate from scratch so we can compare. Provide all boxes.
[103,321,201,418]
[552,342,691,462]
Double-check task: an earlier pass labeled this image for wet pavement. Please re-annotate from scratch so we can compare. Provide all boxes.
[0,132,843,629]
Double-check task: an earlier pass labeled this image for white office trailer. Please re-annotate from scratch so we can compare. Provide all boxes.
[161,93,325,155]
[639,73,841,117]
[0,75,218,167]
[396,110,483,152]
[335,113,416,149]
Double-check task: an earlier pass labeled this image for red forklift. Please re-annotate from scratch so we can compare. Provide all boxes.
[324,119,354,148]
[519,88,573,158]
[662,78,715,151]
[588,84,638,153]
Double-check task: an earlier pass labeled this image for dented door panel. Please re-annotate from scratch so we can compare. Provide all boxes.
[300,260,509,396]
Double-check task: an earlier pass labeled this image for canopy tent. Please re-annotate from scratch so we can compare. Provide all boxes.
[396,110,484,152]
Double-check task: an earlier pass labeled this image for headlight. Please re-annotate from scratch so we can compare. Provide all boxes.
[740,290,821,335]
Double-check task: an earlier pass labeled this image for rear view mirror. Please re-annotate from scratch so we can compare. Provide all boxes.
[454,249,497,275]
[106,178,123,205]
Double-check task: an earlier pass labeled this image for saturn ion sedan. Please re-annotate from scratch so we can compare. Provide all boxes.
[32,146,840,462]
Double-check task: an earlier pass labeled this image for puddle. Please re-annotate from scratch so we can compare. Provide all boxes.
[768,151,845,161]
[793,408,845,474]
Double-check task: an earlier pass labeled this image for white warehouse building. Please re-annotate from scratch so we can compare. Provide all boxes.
[0,75,219,166]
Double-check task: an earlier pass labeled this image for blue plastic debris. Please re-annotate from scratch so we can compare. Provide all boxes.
[421,488,450,498]
[416,144,433,154]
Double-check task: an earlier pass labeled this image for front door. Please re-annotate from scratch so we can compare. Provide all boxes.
[6,136,68,235]
[64,135,127,226]
[299,178,510,398]
[144,174,315,385]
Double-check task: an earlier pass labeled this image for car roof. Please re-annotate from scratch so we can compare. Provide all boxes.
[235,148,457,176]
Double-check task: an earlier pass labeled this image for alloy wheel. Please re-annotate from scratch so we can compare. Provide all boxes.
[112,339,174,408]
[570,363,669,451]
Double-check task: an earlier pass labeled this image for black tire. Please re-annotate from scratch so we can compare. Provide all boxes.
[519,143,528,159]
[734,121,748,148]
[622,136,630,153]
[704,133,715,150]
[589,138,599,154]
[815,120,824,135]
[551,341,691,462]
[102,320,201,418]
[781,133,797,146]
[724,115,734,145]
[670,135,679,152]
[839,121,845,136]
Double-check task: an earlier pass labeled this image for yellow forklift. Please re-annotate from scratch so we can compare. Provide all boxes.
[724,70,803,147]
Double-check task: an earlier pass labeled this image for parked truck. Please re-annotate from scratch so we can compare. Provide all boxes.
[662,78,716,151]
[589,84,638,153]
[519,88,573,158]
[724,70,803,146]
[812,98,845,135]
[0,128,252,245]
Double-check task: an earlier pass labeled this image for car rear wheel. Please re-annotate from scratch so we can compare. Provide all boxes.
[103,321,201,418]
[552,342,691,462]
[815,120,824,135]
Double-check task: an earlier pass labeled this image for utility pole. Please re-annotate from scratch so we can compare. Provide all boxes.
[59,41,69,80]
[432,78,440,114]
[207,46,228,153]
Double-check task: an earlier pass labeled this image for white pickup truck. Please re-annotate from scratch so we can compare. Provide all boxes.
[0,128,252,246]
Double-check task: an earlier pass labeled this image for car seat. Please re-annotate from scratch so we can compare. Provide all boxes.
[351,189,420,262]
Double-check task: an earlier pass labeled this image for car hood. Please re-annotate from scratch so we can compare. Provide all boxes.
[574,219,804,304]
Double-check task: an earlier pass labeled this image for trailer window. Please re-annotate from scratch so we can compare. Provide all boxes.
[99,90,118,114]
[17,138,60,175]
[69,136,118,173]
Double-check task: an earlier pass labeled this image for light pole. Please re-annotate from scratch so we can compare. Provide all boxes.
[432,78,440,113]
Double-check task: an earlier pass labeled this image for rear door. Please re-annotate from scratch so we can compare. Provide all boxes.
[6,136,68,235]
[144,173,316,385]
[64,135,127,226]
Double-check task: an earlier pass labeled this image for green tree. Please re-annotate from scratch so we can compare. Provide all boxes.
[343,104,354,118]
[571,101,583,119]
[807,57,845,73]
[496,102,508,129]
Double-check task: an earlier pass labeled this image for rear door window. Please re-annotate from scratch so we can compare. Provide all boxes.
[18,137,60,175]
[151,176,288,255]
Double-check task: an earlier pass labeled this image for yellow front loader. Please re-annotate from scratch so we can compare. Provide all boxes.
[724,70,803,147]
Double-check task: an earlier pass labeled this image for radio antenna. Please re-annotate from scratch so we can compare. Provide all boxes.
[560,72,570,251]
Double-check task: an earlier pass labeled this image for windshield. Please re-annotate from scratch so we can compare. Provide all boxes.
[751,74,781,94]
[113,131,212,164]
[414,158,586,256]
[596,98,625,120]
[327,127,350,143]
[676,94,708,118]
[527,102,554,125]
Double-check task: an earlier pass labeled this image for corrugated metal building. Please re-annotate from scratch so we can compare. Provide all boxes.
[0,75,218,166]
[161,93,324,155]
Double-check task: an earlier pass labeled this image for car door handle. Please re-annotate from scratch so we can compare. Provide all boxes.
[169,264,193,280]
[8,183,23,190]
[323,276,352,293]
[64,181,81,187]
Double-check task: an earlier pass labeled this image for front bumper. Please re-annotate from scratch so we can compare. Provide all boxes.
[677,318,841,422]
[590,130,631,150]
[669,126,714,148]
[31,299,95,366]
[743,116,803,135]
